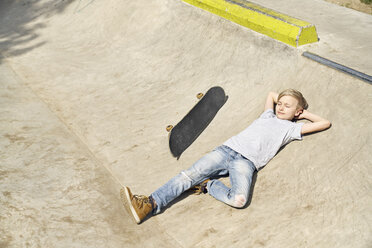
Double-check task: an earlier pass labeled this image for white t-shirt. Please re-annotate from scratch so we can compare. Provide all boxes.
[223,109,304,170]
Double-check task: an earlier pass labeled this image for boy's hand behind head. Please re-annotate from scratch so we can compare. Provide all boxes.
[295,109,306,120]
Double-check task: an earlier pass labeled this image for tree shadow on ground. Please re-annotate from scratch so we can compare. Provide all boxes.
[0,0,78,64]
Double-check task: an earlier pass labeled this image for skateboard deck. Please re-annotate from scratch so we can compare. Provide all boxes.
[167,86,228,159]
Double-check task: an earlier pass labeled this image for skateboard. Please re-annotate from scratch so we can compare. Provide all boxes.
[166,86,228,159]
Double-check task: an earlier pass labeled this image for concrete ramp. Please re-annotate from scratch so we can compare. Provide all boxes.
[1,0,371,247]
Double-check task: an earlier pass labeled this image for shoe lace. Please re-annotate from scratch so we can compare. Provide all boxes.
[133,195,149,207]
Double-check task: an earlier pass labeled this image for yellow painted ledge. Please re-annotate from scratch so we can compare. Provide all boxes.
[182,0,319,47]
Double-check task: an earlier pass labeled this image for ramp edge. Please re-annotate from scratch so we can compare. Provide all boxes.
[182,0,319,47]
[302,52,372,84]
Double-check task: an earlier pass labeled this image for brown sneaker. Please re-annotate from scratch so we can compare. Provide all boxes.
[188,179,210,195]
[120,187,153,224]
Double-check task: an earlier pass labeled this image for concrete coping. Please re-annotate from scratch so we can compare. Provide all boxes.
[182,0,319,47]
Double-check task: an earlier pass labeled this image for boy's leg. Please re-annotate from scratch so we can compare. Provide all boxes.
[151,146,230,214]
[207,154,256,208]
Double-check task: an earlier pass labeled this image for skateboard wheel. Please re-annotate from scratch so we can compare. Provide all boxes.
[166,125,173,132]
[196,93,204,99]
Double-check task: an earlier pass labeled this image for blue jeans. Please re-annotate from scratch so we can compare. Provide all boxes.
[151,145,257,214]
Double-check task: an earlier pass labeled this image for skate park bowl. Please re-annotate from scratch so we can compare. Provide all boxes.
[1,0,371,247]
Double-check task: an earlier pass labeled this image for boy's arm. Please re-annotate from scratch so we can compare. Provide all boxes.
[298,110,331,134]
[264,92,279,110]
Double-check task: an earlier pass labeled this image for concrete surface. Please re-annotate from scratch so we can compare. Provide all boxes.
[255,0,372,75]
[0,0,371,247]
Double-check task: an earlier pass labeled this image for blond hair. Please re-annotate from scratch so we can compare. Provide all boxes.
[278,89,308,110]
